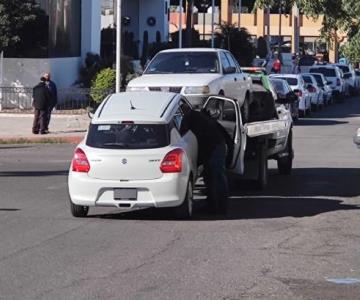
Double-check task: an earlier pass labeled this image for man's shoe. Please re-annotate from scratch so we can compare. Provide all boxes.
[40,131,48,135]
[32,131,39,134]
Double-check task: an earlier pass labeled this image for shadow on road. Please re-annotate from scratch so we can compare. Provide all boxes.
[88,167,360,221]
[295,119,348,126]
[0,170,68,177]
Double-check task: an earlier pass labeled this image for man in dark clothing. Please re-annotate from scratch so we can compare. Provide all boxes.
[32,77,51,134]
[180,107,233,214]
[43,73,57,133]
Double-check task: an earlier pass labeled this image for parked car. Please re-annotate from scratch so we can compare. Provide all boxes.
[270,78,299,120]
[127,48,253,114]
[333,63,355,96]
[270,74,311,117]
[310,73,333,105]
[301,73,324,110]
[68,92,198,219]
[309,65,346,101]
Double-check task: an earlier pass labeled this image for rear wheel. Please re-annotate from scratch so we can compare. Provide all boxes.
[256,142,268,190]
[277,129,293,175]
[70,200,89,218]
[173,180,193,219]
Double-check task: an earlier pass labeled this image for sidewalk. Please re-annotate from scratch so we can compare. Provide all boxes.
[0,113,90,144]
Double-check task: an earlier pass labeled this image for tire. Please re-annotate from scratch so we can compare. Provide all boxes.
[241,96,250,124]
[70,200,89,218]
[277,129,293,175]
[256,142,268,190]
[173,180,193,219]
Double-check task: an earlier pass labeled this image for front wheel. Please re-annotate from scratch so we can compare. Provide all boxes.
[173,180,193,219]
[70,199,89,218]
[277,129,293,175]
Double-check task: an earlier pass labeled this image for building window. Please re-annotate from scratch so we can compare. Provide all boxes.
[232,0,255,13]
[45,0,82,57]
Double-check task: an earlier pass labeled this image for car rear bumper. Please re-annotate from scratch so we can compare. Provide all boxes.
[68,172,188,209]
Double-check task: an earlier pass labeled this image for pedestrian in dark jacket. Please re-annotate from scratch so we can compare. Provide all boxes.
[32,77,51,134]
[180,106,233,214]
[43,73,57,133]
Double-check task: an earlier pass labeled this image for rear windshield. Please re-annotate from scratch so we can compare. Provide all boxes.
[309,68,336,77]
[302,76,312,84]
[144,52,220,74]
[277,77,298,86]
[86,124,169,149]
[337,65,350,73]
[270,80,285,93]
[312,74,324,86]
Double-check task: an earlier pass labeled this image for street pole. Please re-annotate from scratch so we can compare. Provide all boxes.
[278,1,282,53]
[237,0,242,29]
[211,0,215,48]
[179,0,183,48]
[115,0,121,93]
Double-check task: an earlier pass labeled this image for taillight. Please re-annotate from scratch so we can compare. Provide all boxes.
[160,148,183,173]
[295,90,302,97]
[307,86,316,93]
[72,148,90,173]
[337,78,341,86]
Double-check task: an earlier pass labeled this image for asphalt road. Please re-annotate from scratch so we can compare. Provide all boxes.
[1,97,360,300]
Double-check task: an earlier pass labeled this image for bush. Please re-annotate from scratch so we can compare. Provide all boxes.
[78,53,103,88]
[90,68,116,103]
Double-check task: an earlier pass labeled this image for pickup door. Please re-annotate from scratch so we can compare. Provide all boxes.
[202,96,246,175]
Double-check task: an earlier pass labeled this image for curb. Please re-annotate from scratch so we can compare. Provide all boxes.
[0,135,84,144]
[0,113,90,119]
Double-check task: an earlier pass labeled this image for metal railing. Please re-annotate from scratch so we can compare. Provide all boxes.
[0,87,114,113]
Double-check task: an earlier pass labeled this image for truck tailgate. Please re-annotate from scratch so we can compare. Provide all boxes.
[245,120,288,138]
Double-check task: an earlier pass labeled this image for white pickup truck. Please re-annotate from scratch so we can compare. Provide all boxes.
[202,92,293,188]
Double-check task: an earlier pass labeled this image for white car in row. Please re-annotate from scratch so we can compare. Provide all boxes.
[301,73,325,110]
[309,65,346,100]
[270,74,311,116]
[68,92,198,219]
[127,48,253,119]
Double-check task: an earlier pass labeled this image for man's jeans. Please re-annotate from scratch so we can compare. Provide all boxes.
[203,143,229,212]
[32,109,47,133]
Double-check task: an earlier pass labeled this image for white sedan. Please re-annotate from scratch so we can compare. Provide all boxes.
[126,48,253,119]
[68,92,198,219]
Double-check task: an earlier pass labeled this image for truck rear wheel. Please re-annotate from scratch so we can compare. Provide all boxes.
[256,142,268,190]
[277,129,293,175]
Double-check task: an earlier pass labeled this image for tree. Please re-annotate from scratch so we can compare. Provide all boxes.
[0,0,48,56]
[256,36,268,58]
[215,24,255,66]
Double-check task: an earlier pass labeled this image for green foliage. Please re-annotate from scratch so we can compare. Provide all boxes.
[78,53,103,88]
[341,31,360,64]
[90,68,116,103]
[215,23,255,66]
[0,0,48,55]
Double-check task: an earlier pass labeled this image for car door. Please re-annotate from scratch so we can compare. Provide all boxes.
[219,51,237,99]
[225,52,247,101]
[202,96,246,175]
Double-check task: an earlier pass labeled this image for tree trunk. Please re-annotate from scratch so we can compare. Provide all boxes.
[185,0,194,47]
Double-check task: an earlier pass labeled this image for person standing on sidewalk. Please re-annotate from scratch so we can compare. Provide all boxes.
[32,77,50,134]
[44,73,57,133]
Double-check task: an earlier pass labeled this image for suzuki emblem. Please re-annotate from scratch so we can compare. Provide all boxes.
[122,158,127,165]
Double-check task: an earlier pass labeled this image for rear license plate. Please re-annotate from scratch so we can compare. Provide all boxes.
[114,188,137,200]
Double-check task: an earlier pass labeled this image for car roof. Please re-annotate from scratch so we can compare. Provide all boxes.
[310,65,337,69]
[92,92,179,124]
[270,74,301,79]
[159,48,226,53]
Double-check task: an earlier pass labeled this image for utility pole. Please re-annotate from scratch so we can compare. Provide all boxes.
[179,0,183,48]
[115,0,122,93]
[211,0,215,48]
[237,0,242,29]
[278,0,283,53]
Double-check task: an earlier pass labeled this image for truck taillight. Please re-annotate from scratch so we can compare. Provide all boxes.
[72,148,90,173]
[160,148,183,173]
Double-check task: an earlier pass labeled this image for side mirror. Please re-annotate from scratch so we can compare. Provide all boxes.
[223,66,236,74]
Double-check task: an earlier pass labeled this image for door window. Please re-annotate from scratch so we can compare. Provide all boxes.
[225,53,240,72]
[220,52,231,72]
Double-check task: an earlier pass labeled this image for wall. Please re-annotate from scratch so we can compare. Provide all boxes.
[82,0,101,59]
[2,58,82,88]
